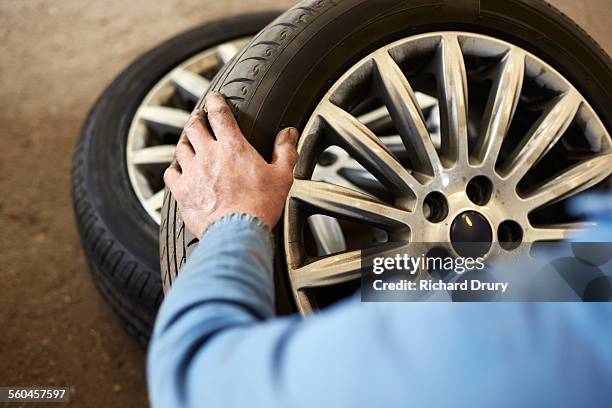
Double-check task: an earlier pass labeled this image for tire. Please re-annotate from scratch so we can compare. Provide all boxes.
[160,0,612,311]
[71,12,280,344]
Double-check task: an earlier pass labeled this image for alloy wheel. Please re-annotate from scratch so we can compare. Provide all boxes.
[284,32,612,312]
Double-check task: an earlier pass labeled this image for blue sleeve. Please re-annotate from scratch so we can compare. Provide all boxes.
[148,212,612,408]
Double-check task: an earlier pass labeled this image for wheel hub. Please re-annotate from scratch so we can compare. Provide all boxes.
[450,211,492,258]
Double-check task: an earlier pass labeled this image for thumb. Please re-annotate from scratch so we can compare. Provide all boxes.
[272,127,299,172]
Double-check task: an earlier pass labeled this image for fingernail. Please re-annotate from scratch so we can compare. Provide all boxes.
[285,127,298,144]
[209,91,223,99]
[188,109,203,123]
[204,91,215,104]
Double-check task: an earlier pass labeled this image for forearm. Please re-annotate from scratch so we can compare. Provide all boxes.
[148,213,277,407]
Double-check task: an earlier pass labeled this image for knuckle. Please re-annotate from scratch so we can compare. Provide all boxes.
[183,121,199,135]
[178,132,191,142]
[163,169,173,185]
[184,117,204,135]
[176,140,190,153]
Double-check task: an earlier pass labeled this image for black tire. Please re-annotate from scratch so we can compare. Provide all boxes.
[71,12,280,344]
[160,0,612,309]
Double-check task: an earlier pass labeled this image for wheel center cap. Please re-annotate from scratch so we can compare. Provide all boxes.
[450,211,492,258]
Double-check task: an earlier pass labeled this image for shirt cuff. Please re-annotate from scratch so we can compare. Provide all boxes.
[201,212,274,247]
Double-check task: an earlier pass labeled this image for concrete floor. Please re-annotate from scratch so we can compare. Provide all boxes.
[0,0,610,406]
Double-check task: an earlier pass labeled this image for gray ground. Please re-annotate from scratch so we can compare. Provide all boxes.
[0,0,610,406]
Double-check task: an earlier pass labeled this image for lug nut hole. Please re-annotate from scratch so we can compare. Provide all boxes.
[498,220,523,250]
[317,151,337,167]
[466,175,493,206]
[423,192,449,223]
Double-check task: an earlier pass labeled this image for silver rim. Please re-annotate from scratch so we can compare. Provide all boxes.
[126,38,251,224]
[284,32,612,313]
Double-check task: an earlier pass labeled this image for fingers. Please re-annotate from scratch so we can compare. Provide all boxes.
[204,92,243,143]
[175,134,195,169]
[163,162,181,189]
[183,109,212,154]
[272,127,299,174]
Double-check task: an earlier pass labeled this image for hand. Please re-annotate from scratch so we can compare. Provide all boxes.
[164,92,299,238]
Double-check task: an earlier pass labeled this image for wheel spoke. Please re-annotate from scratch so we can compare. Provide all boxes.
[292,243,403,289]
[372,51,441,176]
[318,101,421,199]
[415,92,438,111]
[131,145,176,165]
[292,250,361,289]
[138,106,190,132]
[337,168,387,197]
[523,153,612,210]
[501,90,581,182]
[357,106,390,129]
[475,49,525,166]
[146,189,165,211]
[170,68,211,102]
[434,34,469,165]
[528,223,596,242]
[380,135,408,161]
[357,93,437,130]
[313,139,403,192]
[312,148,365,190]
[307,215,347,255]
[217,43,240,64]
[290,179,410,229]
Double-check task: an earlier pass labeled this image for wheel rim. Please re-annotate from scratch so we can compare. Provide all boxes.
[126,38,251,224]
[284,32,612,313]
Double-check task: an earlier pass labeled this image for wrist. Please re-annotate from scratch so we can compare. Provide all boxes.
[200,212,274,243]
